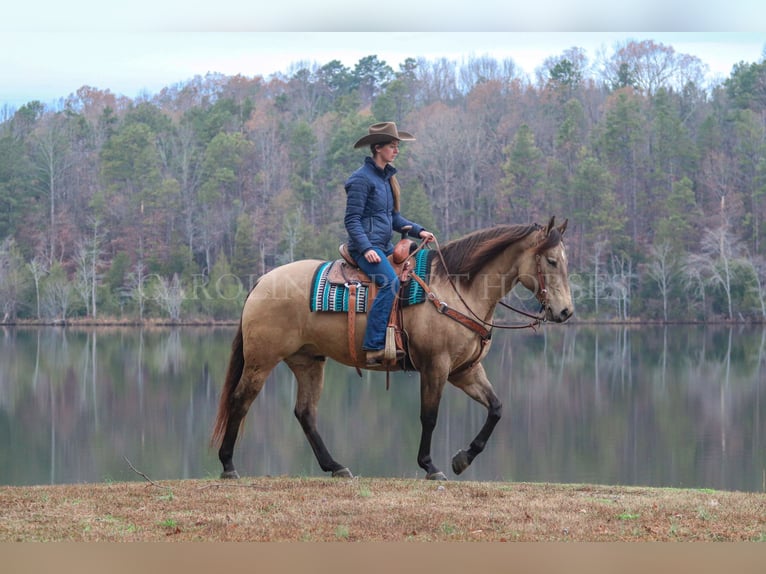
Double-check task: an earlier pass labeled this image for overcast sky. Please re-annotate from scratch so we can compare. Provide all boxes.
[2,2,765,110]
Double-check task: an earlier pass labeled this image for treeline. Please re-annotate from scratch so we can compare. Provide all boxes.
[1,38,766,323]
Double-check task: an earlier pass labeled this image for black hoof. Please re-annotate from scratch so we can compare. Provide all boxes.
[451,449,471,475]
[426,471,448,481]
[332,467,354,478]
[220,469,240,479]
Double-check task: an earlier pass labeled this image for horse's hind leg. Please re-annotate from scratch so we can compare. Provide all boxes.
[448,363,502,475]
[217,363,272,479]
[286,353,353,478]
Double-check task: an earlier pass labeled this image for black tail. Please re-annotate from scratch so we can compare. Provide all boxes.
[211,321,245,448]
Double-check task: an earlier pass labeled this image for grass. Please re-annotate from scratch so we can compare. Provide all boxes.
[1,476,765,542]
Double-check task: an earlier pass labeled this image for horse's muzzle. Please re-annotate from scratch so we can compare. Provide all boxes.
[548,307,573,323]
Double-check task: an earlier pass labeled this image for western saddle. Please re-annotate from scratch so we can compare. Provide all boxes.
[336,227,417,374]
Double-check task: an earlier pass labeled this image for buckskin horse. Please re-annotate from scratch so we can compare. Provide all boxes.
[212,217,573,480]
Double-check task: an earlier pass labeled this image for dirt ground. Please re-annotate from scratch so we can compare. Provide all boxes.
[1,475,765,542]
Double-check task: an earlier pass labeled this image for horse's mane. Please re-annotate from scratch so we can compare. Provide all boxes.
[433,223,553,282]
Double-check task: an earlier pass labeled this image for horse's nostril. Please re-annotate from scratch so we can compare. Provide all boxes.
[561,308,571,320]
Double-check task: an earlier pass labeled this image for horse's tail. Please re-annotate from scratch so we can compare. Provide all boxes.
[211,320,245,448]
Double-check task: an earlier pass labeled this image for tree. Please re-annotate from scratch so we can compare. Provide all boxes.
[125,259,149,321]
[500,124,544,222]
[99,121,164,258]
[198,131,252,271]
[685,222,746,320]
[288,121,319,223]
[31,112,75,259]
[646,241,677,321]
[73,220,103,318]
[539,47,588,102]
[0,238,25,321]
[653,176,703,253]
[232,212,260,281]
[0,126,33,238]
[597,89,644,243]
[154,273,185,321]
[724,59,766,112]
[602,39,707,95]
[351,55,394,107]
[571,153,625,249]
[741,254,766,319]
[40,262,72,322]
[27,254,49,320]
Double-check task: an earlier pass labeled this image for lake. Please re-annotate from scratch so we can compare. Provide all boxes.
[0,324,764,492]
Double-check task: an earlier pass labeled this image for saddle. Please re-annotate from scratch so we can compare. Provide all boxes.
[335,235,417,375]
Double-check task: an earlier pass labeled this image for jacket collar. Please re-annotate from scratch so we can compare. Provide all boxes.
[364,156,397,179]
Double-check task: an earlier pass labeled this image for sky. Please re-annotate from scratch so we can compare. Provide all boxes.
[1,1,765,110]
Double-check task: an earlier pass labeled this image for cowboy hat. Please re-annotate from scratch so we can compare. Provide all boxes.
[353,122,416,148]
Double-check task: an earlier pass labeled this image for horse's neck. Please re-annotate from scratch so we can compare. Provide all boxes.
[440,242,528,320]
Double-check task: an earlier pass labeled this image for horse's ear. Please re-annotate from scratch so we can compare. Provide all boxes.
[557,218,568,236]
[546,216,555,235]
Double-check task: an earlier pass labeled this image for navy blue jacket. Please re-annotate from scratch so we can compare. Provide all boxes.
[344,157,424,258]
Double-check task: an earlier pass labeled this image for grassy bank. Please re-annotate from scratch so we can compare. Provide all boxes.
[1,476,764,542]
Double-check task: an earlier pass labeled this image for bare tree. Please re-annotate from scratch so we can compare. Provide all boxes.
[41,265,72,322]
[646,241,677,321]
[27,254,49,320]
[31,113,74,260]
[154,273,185,321]
[601,39,708,94]
[685,222,745,320]
[125,260,149,321]
[609,253,633,320]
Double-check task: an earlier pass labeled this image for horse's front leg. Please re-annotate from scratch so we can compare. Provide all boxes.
[448,363,502,475]
[417,366,449,480]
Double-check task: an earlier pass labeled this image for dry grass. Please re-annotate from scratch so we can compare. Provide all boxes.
[2,476,765,542]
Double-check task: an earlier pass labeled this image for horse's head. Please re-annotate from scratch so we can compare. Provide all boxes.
[518,217,574,323]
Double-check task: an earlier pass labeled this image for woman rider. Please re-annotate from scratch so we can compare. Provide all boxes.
[344,122,435,365]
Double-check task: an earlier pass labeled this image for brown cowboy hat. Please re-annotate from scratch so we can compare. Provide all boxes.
[353,121,416,149]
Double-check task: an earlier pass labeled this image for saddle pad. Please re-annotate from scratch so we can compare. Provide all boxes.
[402,248,434,307]
[310,261,370,313]
[309,249,434,313]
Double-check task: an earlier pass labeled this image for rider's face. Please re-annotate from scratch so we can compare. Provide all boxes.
[375,141,399,165]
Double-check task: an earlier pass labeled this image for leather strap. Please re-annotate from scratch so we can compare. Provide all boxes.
[409,273,492,341]
[347,282,362,377]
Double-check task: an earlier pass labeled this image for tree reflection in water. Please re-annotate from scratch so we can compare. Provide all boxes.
[0,324,763,491]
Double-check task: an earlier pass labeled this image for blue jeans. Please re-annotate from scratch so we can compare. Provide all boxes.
[354,248,400,351]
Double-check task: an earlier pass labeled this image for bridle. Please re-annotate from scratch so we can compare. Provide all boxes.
[402,233,554,376]
[421,234,552,334]
[497,252,550,326]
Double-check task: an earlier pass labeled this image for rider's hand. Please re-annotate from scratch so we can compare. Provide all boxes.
[364,249,381,263]
[419,230,435,243]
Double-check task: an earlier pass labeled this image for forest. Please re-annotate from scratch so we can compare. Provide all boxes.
[1,38,766,323]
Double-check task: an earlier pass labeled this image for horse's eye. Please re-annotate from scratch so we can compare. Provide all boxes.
[546,257,557,268]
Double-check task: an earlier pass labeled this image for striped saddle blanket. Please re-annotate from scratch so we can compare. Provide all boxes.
[310,249,434,313]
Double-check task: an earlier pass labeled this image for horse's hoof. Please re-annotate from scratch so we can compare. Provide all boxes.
[220,469,240,479]
[451,449,471,475]
[332,467,354,478]
[426,471,448,481]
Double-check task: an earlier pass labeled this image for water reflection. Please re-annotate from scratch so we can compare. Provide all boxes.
[0,324,763,491]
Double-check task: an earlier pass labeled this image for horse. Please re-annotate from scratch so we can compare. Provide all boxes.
[211,217,573,480]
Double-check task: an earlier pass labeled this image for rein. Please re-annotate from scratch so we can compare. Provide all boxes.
[426,238,548,333]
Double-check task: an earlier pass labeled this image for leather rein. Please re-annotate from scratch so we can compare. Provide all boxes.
[407,236,549,343]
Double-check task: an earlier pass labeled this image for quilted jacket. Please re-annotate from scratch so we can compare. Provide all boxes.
[343,157,424,258]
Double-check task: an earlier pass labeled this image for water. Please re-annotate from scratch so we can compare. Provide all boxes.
[0,324,764,492]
